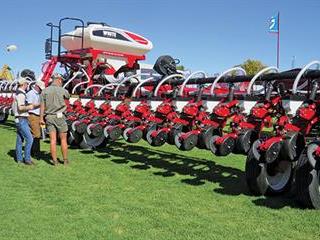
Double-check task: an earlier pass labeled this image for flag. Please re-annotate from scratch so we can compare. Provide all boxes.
[268,14,279,33]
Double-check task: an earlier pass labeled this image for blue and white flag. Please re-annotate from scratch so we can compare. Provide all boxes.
[268,14,279,33]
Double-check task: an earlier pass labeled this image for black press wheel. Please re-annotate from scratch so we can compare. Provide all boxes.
[281,132,305,161]
[197,126,214,149]
[123,127,143,143]
[67,130,83,146]
[75,122,87,134]
[167,124,183,145]
[209,135,220,155]
[295,147,320,209]
[142,123,157,141]
[104,125,122,141]
[245,141,294,196]
[216,136,235,156]
[174,132,198,151]
[235,129,257,154]
[146,129,167,147]
[80,133,107,149]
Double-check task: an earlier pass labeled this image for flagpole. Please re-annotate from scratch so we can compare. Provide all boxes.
[277,12,280,68]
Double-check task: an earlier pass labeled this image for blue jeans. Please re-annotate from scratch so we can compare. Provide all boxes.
[16,117,33,162]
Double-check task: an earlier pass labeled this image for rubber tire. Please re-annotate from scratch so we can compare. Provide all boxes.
[75,122,87,134]
[216,137,235,156]
[142,123,157,141]
[124,128,143,143]
[108,126,122,141]
[281,132,305,161]
[147,130,167,147]
[264,141,282,164]
[174,133,198,151]
[245,147,294,196]
[295,150,320,209]
[79,138,91,150]
[197,127,214,149]
[235,129,257,154]
[68,130,83,146]
[167,124,183,145]
[208,135,220,155]
[90,124,103,138]
[81,133,107,149]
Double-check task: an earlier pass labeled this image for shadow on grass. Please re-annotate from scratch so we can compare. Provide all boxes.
[251,185,303,209]
[95,142,250,196]
[94,142,303,209]
[0,120,16,131]
[252,194,300,209]
[2,118,301,209]
[7,149,53,165]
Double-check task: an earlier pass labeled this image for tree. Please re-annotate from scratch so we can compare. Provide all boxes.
[238,59,267,75]
[176,65,185,71]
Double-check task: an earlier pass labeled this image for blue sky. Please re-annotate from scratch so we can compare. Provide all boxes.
[1,0,319,76]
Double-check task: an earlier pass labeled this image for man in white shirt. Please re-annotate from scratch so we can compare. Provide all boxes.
[26,81,45,159]
[13,78,35,164]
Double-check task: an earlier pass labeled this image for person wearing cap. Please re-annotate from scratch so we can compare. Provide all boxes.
[12,78,35,165]
[40,74,70,166]
[26,81,45,158]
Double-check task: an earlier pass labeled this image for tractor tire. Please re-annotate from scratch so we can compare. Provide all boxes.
[235,129,257,154]
[296,148,320,209]
[0,113,8,124]
[245,145,294,196]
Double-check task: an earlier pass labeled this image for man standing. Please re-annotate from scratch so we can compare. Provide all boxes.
[13,78,34,165]
[26,81,45,159]
[40,74,70,166]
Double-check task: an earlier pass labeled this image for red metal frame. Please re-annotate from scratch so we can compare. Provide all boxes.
[41,48,146,87]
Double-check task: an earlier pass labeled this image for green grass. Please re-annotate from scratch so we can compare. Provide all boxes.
[0,118,319,240]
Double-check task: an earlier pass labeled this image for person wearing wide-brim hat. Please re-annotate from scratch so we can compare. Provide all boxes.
[26,81,46,159]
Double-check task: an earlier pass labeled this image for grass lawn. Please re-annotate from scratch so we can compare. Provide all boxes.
[0,118,319,240]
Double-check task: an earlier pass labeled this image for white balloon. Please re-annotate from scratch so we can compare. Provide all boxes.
[6,45,17,52]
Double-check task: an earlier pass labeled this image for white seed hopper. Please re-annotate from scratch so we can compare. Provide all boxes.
[61,23,153,56]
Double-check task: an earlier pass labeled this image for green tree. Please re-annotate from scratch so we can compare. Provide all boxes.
[176,65,185,71]
[238,59,267,75]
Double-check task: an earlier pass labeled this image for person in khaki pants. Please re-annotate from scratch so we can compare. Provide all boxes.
[26,81,45,159]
